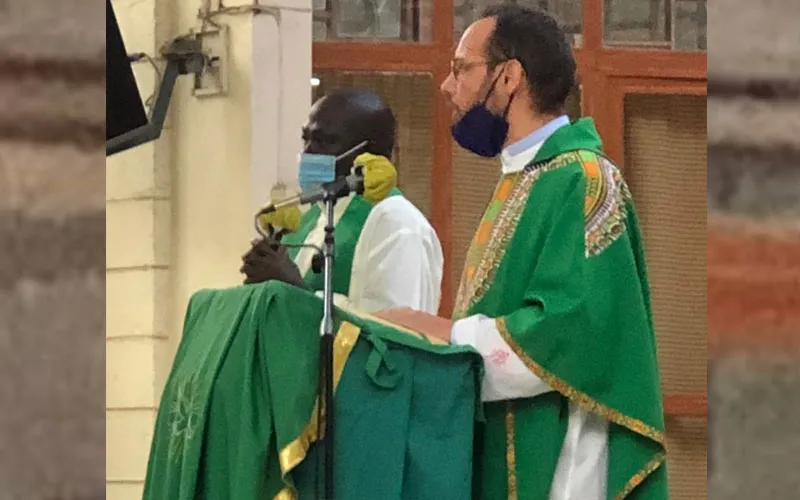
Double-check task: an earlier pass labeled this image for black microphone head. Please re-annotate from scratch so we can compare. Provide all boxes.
[257,204,277,216]
[323,176,353,199]
[350,165,365,194]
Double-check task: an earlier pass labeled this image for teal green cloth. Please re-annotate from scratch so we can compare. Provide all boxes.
[143,281,482,499]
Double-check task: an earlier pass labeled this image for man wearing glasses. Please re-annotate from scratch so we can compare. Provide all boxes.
[376,4,668,499]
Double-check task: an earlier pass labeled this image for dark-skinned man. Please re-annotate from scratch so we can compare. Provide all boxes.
[240,88,443,315]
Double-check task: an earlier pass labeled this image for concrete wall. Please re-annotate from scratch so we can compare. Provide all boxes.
[708,0,800,496]
[0,0,105,497]
[0,148,105,500]
[708,0,800,80]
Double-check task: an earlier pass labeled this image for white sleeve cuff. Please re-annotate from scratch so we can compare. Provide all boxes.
[451,314,552,402]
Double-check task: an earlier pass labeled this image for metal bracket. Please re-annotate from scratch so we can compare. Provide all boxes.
[192,24,229,98]
[106,35,208,156]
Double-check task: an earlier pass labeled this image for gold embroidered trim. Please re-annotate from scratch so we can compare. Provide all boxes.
[614,451,667,500]
[495,317,666,498]
[495,318,665,444]
[332,322,360,387]
[278,398,318,476]
[505,402,518,500]
[453,172,526,318]
[273,487,294,500]
[454,153,583,318]
[275,322,362,498]
[582,160,607,221]
[583,155,630,258]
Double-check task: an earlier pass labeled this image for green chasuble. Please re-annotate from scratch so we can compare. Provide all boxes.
[282,189,402,296]
[453,118,668,499]
[142,281,482,500]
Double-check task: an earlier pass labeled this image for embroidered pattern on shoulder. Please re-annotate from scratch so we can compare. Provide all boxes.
[452,152,580,318]
[579,152,630,257]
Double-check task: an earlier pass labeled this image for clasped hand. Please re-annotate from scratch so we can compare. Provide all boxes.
[240,238,307,288]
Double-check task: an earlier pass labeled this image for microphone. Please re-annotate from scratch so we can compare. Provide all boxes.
[258,152,397,216]
[256,184,302,240]
[258,171,362,216]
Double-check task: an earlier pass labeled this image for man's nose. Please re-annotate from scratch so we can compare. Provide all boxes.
[439,73,455,98]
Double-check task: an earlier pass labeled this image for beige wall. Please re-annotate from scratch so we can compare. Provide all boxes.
[105,0,311,497]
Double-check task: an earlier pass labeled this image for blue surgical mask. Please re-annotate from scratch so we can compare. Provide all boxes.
[297,153,337,193]
[451,74,515,158]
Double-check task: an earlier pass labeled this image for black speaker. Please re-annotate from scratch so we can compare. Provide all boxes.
[106,0,148,141]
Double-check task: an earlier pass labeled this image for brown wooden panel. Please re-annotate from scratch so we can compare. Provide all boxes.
[623,94,708,396]
[595,49,706,79]
[666,416,708,499]
[313,42,446,72]
[664,394,707,417]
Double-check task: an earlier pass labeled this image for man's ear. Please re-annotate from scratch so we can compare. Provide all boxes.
[501,59,525,95]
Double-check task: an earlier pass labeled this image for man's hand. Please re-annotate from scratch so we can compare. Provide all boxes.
[372,308,453,344]
[240,239,307,288]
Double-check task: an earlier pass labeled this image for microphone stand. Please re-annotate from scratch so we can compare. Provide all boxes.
[317,187,338,500]
[313,143,366,500]
[257,142,369,499]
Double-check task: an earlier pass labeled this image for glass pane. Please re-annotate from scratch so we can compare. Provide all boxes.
[311,70,435,218]
[604,0,670,46]
[673,0,706,51]
[313,20,328,40]
[313,0,433,42]
[454,0,583,47]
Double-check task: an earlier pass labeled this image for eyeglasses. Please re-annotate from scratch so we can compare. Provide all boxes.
[450,58,508,79]
[450,59,490,79]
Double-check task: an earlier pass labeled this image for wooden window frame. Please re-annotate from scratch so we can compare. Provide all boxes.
[312,0,707,418]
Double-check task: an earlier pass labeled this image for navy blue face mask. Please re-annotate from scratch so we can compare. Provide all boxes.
[451,72,515,158]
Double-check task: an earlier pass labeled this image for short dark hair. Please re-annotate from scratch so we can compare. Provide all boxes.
[325,87,396,158]
[480,4,576,115]
[366,106,396,159]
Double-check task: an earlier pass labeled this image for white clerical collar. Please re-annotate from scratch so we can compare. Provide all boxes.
[500,115,570,175]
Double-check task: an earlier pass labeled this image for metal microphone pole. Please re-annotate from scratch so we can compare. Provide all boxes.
[317,139,367,500]
[318,188,337,500]
[256,141,369,499]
